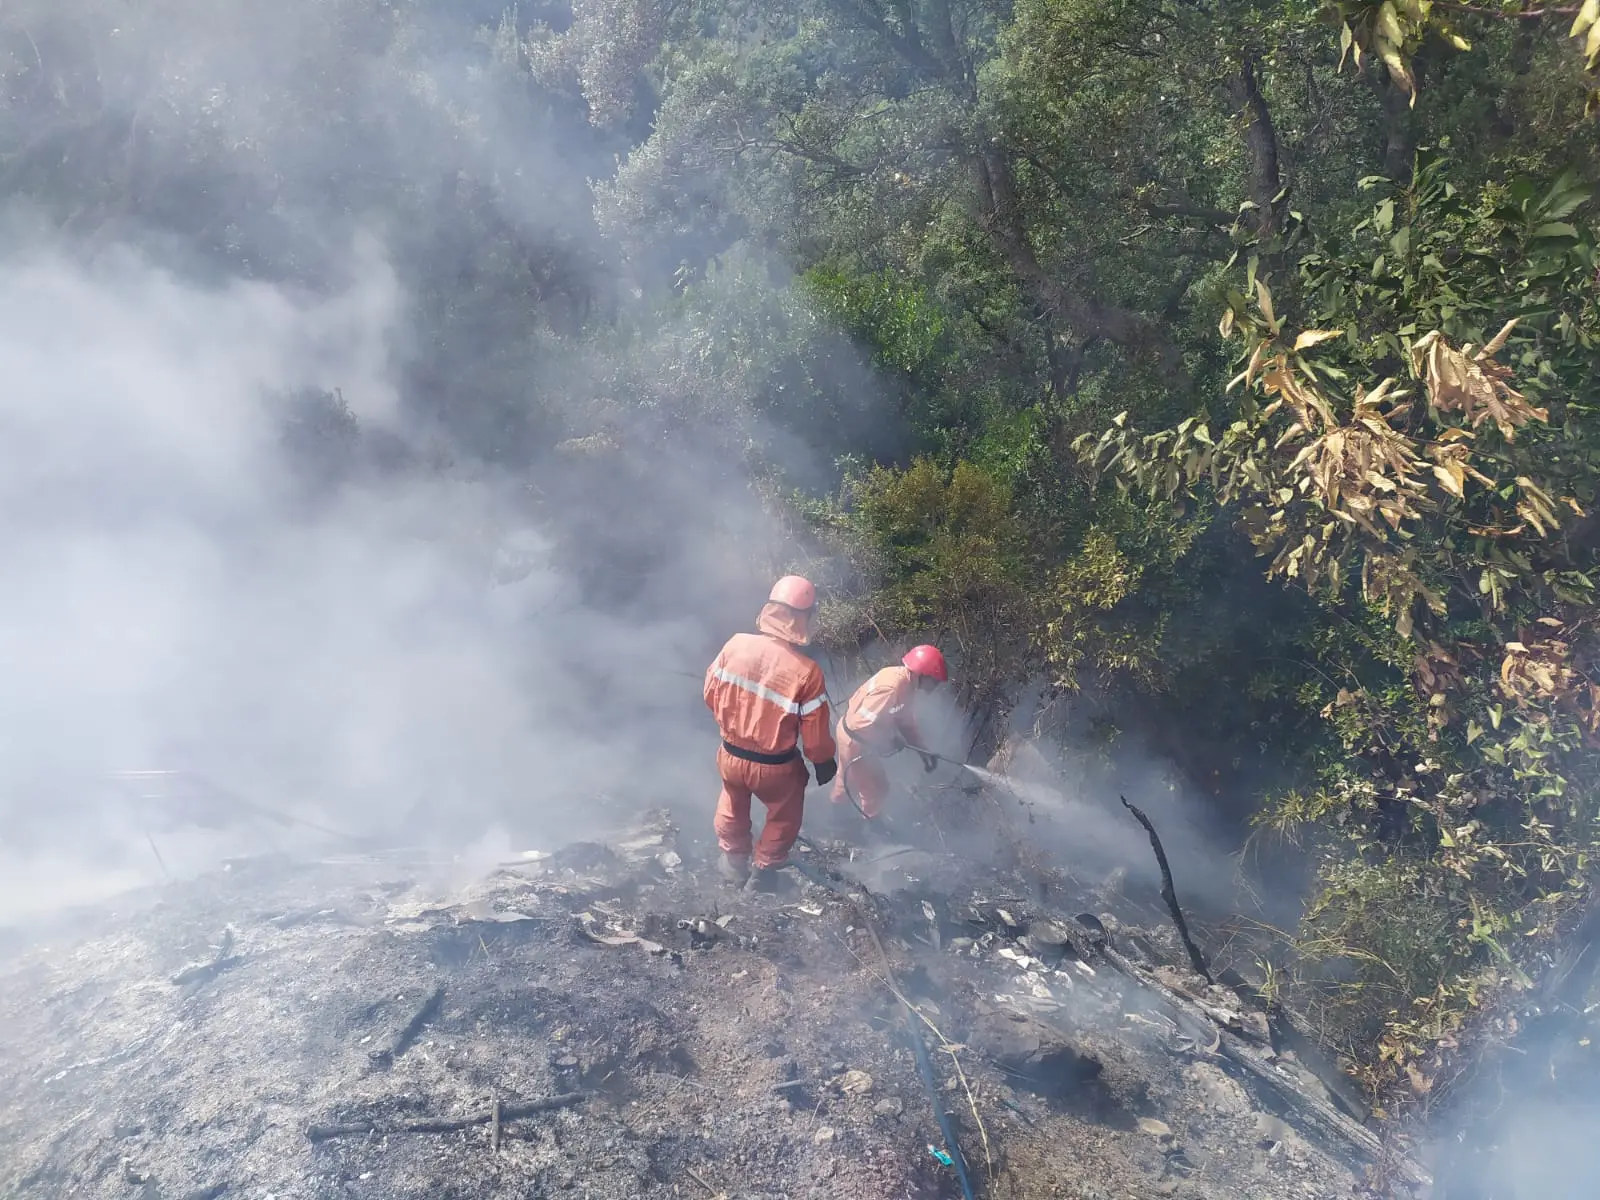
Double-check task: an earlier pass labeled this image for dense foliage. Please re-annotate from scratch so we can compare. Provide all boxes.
[6,0,1600,1138]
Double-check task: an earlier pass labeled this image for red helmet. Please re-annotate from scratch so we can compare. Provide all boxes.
[902,644,948,682]
[769,574,817,611]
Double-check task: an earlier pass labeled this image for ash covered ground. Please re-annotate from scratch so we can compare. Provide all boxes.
[0,783,1380,1200]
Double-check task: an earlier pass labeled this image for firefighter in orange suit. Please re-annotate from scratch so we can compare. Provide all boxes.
[831,645,948,820]
[704,575,837,887]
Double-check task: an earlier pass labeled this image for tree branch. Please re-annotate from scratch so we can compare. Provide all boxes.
[1009,141,1234,228]
[1140,195,1236,224]
[1434,2,1579,18]
[1120,796,1213,983]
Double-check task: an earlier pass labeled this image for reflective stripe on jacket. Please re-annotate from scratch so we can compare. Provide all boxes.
[704,602,836,762]
[839,665,923,755]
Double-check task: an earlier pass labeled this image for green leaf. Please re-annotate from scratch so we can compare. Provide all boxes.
[1540,184,1591,223]
[1530,222,1580,241]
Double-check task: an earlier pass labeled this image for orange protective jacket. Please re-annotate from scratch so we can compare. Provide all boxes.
[838,665,924,757]
[704,602,836,763]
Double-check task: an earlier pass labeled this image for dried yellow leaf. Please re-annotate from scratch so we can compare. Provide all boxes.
[1480,318,1519,358]
[1414,328,1548,440]
[1432,463,1465,498]
[1255,279,1276,327]
[1516,501,1550,538]
[1293,329,1344,351]
[1572,0,1600,41]
[1246,340,1268,387]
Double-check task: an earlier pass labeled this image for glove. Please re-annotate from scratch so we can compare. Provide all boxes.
[919,751,939,774]
[813,758,838,787]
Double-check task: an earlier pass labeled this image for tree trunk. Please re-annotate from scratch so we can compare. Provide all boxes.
[1372,70,1416,186]
[977,148,1180,375]
[1227,53,1282,237]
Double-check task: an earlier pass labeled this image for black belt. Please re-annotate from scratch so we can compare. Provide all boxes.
[722,740,799,766]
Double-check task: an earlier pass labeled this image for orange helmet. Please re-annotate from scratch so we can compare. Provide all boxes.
[902,644,948,682]
[769,574,817,611]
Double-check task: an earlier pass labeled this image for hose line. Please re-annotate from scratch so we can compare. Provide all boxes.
[907,1001,977,1200]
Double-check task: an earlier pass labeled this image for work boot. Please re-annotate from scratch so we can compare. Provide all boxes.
[718,853,751,887]
[745,863,796,896]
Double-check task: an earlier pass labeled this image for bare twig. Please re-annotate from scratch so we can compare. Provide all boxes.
[171,929,240,987]
[143,827,171,881]
[306,1093,588,1143]
[170,955,243,987]
[937,1035,994,1182]
[376,983,445,1065]
[490,1091,501,1153]
[1120,796,1213,983]
[684,1166,725,1197]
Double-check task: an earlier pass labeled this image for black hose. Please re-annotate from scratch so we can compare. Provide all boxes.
[854,903,976,1200]
[906,994,977,1200]
[840,742,961,822]
[838,751,873,821]
[903,743,965,768]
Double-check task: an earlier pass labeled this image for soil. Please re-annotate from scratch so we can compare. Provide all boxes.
[0,798,1370,1200]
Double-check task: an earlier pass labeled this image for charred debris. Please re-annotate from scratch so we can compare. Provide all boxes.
[0,770,1423,1200]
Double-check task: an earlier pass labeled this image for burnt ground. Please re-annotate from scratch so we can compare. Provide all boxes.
[0,801,1374,1200]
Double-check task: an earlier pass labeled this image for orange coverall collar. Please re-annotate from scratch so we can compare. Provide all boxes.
[756,600,813,646]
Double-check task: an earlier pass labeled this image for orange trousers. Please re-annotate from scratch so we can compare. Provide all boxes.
[830,728,889,818]
[714,747,808,868]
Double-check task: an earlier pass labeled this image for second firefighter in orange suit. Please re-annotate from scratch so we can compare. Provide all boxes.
[831,644,949,819]
[703,575,837,886]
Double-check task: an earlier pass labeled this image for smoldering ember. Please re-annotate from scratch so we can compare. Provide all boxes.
[3,2,1600,1199]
